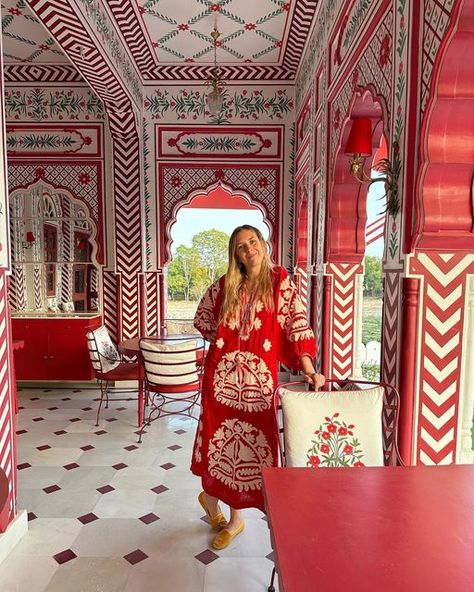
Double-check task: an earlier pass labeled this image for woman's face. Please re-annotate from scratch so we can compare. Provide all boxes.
[235,229,264,273]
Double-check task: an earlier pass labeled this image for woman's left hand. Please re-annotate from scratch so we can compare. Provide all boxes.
[303,372,326,390]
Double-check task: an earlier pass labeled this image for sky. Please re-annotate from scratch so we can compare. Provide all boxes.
[170,180,385,258]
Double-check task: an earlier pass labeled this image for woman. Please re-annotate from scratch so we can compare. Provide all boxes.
[191,225,325,550]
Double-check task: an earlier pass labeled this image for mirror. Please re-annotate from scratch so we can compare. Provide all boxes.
[9,183,100,315]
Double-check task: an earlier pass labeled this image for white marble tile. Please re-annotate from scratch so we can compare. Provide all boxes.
[124,556,205,592]
[92,489,158,519]
[45,558,131,592]
[8,518,82,557]
[0,555,57,592]
[204,557,276,592]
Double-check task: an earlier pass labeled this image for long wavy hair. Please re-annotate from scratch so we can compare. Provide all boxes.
[219,225,274,325]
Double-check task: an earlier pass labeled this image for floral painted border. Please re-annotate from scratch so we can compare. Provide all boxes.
[144,88,294,124]
[4,88,105,122]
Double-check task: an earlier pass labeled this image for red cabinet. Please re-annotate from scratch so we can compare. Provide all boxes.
[12,316,101,381]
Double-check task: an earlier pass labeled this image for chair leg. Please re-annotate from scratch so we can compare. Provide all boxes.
[268,566,276,592]
[137,379,144,428]
[95,379,106,426]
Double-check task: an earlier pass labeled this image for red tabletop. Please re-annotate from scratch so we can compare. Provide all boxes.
[262,465,474,592]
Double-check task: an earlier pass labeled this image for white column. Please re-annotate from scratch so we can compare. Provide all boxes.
[353,273,365,378]
[457,274,474,464]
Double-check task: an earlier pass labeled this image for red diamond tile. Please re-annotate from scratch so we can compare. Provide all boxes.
[54,430,67,436]
[61,397,71,401]
[32,417,45,422]
[53,549,77,564]
[16,429,28,435]
[112,463,127,470]
[48,407,59,411]
[151,485,169,495]
[195,549,219,565]
[139,513,160,525]
[27,512,37,521]
[168,445,182,451]
[64,463,80,470]
[174,429,186,434]
[97,485,115,494]
[95,430,107,435]
[43,389,51,393]
[266,551,275,562]
[124,445,138,451]
[106,417,118,422]
[80,445,95,451]
[43,484,61,494]
[18,406,25,410]
[18,463,31,470]
[72,389,82,393]
[81,407,93,411]
[116,406,127,411]
[69,418,81,423]
[160,463,175,470]
[78,512,99,524]
[124,549,148,565]
[37,445,51,451]
[30,396,40,400]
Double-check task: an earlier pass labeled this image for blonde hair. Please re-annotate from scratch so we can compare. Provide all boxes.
[219,225,274,324]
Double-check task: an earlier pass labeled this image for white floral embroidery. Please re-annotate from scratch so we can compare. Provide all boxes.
[208,419,274,492]
[193,418,203,464]
[213,351,273,411]
[216,338,224,349]
[253,317,262,331]
[263,339,272,352]
[277,275,314,341]
[255,300,264,312]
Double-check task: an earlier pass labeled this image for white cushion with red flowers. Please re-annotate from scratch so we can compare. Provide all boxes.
[279,386,384,468]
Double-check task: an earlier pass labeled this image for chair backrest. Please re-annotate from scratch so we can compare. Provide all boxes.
[139,337,204,387]
[275,379,401,468]
[86,325,121,374]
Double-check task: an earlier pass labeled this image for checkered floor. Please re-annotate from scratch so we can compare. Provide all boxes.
[0,387,277,591]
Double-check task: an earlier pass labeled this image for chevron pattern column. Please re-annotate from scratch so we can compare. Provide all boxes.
[326,263,362,379]
[411,252,474,465]
[145,272,160,336]
[108,110,142,340]
[381,269,402,387]
[0,271,17,525]
[102,270,118,338]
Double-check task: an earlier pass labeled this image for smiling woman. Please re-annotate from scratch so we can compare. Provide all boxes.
[190,224,325,550]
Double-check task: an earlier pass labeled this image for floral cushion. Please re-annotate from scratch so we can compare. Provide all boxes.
[141,339,199,386]
[87,326,121,374]
[279,386,384,468]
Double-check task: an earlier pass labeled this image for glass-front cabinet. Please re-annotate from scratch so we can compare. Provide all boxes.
[9,183,100,315]
[9,183,102,380]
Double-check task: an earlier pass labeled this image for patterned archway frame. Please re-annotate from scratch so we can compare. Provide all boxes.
[158,163,281,267]
[161,177,277,267]
[326,85,388,263]
[8,179,100,266]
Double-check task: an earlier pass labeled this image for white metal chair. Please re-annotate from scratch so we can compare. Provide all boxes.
[137,336,204,443]
[267,378,402,592]
[86,326,143,427]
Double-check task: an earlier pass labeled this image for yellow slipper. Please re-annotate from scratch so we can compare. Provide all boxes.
[211,522,245,550]
[198,491,227,531]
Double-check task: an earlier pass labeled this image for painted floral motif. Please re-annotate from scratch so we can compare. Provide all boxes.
[213,351,273,412]
[277,276,314,341]
[194,418,203,464]
[208,419,273,491]
[193,279,220,342]
[307,413,365,468]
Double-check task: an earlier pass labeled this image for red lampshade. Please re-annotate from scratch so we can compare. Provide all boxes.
[344,117,372,156]
[26,231,35,243]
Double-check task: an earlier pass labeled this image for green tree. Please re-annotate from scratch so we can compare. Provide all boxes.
[167,257,186,300]
[192,229,229,285]
[171,245,201,301]
[364,256,383,297]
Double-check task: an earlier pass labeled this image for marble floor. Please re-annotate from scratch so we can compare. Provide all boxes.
[0,387,278,592]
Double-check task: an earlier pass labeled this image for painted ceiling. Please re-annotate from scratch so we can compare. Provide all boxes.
[1,0,319,80]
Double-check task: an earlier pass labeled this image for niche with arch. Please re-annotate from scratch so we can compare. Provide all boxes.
[9,183,100,315]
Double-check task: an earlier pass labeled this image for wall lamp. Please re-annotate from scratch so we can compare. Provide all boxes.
[344,117,400,216]
[22,231,35,249]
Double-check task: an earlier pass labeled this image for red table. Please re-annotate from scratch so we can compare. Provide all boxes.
[262,465,474,592]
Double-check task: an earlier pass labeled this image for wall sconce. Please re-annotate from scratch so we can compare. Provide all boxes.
[344,117,400,216]
[22,231,35,249]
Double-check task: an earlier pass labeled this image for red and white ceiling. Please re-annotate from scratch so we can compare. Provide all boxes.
[1,0,319,80]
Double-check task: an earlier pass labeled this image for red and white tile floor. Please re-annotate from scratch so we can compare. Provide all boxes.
[0,388,277,591]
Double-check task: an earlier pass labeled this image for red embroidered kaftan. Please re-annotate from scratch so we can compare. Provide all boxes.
[191,266,316,510]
